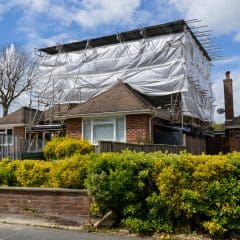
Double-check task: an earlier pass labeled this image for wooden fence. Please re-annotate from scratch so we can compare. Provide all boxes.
[97,141,185,154]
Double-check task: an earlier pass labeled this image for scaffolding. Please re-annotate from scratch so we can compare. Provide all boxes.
[24,20,218,152]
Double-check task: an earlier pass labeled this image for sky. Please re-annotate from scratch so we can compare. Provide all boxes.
[0,0,240,122]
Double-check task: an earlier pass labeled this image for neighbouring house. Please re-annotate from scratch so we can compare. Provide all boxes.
[0,107,42,158]
[0,106,41,141]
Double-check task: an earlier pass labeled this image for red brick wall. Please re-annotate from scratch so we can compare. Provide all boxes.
[228,129,240,152]
[66,118,82,138]
[13,127,25,138]
[0,187,89,217]
[224,78,234,121]
[126,114,151,143]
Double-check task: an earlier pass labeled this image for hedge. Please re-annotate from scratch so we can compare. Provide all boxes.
[43,137,94,160]
[85,151,240,237]
[0,151,240,237]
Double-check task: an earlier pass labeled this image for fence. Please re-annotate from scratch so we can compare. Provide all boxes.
[97,141,185,154]
[0,135,44,160]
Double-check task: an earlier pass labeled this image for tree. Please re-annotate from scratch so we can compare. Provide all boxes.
[0,44,38,116]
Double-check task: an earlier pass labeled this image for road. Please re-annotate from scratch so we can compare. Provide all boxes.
[0,223,143,240]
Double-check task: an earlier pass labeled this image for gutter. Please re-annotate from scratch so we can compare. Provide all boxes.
[55,109,168,120]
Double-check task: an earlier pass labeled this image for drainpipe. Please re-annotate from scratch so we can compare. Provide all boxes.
[149,111,157,143]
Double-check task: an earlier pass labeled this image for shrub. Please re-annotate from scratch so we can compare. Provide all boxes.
[48,154,89,189]
[43,137,94,160]
[85,151,155,221]
[43,137,64,160]
[11,160,52,187]
[154,152,240,237]
[0,159,17,186]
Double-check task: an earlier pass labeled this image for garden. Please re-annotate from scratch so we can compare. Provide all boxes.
[0,137,240,238]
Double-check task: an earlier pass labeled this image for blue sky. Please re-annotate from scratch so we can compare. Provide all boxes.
[0,0,240,122]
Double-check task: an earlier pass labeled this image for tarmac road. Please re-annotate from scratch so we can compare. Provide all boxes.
[0,223,143,240]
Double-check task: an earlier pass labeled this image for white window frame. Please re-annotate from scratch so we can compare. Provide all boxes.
[0,128,13,146]
[82,116,126,145]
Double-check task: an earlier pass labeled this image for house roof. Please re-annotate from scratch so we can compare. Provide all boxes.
[44,103,78,121]
[39,20,211,61]
[66,83,157,117]
[0,107,42,126]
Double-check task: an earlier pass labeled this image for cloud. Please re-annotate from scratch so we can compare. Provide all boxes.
[71,0,141,28]
[170,0,240,35]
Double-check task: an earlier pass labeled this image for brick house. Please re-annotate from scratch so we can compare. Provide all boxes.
[58,83,172,145]
[0,107,41,141]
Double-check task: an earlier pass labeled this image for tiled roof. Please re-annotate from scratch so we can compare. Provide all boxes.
[67,83,155,116]
[44,103,78,121]
[0,107,42,125]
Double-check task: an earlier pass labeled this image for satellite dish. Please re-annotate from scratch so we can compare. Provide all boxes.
[217,108,225,114]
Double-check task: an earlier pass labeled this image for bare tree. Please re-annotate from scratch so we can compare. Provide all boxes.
[0,44,38,116]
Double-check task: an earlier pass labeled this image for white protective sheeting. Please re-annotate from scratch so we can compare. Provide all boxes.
[38,31,214,121]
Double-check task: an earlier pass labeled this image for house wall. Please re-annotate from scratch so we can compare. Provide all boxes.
[227,129,240,152]
[65,114,152,144]
[126,114,151,143]
[66,118,82,138]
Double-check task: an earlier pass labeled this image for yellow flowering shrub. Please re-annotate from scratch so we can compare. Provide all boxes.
[43,137,94,160]
[10,160,52,187]
[48,154,89,189]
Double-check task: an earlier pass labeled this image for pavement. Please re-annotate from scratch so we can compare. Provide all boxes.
[0,223,144,240]
[0,214,144,240]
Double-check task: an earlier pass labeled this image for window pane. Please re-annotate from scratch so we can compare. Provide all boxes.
[7,129,12,135]
[83,120,91,141]
[93,124,114,144]
[116,117,125,142]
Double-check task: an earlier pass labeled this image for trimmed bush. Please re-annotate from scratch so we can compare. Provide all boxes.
[85,151,155,221]
[0,159,17,186]
[43,137,94,160]
[86,151,240,237]
[48,154,89,189]
[10,160,52,187]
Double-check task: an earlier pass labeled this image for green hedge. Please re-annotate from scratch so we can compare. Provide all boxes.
[0,151,240,237]
[86,151,240,237]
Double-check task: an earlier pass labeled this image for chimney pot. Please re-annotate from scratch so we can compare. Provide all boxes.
[225,71,231,80]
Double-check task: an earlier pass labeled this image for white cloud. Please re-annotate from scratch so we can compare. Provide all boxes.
[170,0,240,35]
[72,0,141,28]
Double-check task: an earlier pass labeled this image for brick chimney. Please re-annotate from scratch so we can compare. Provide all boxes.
[223,71,234,121]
